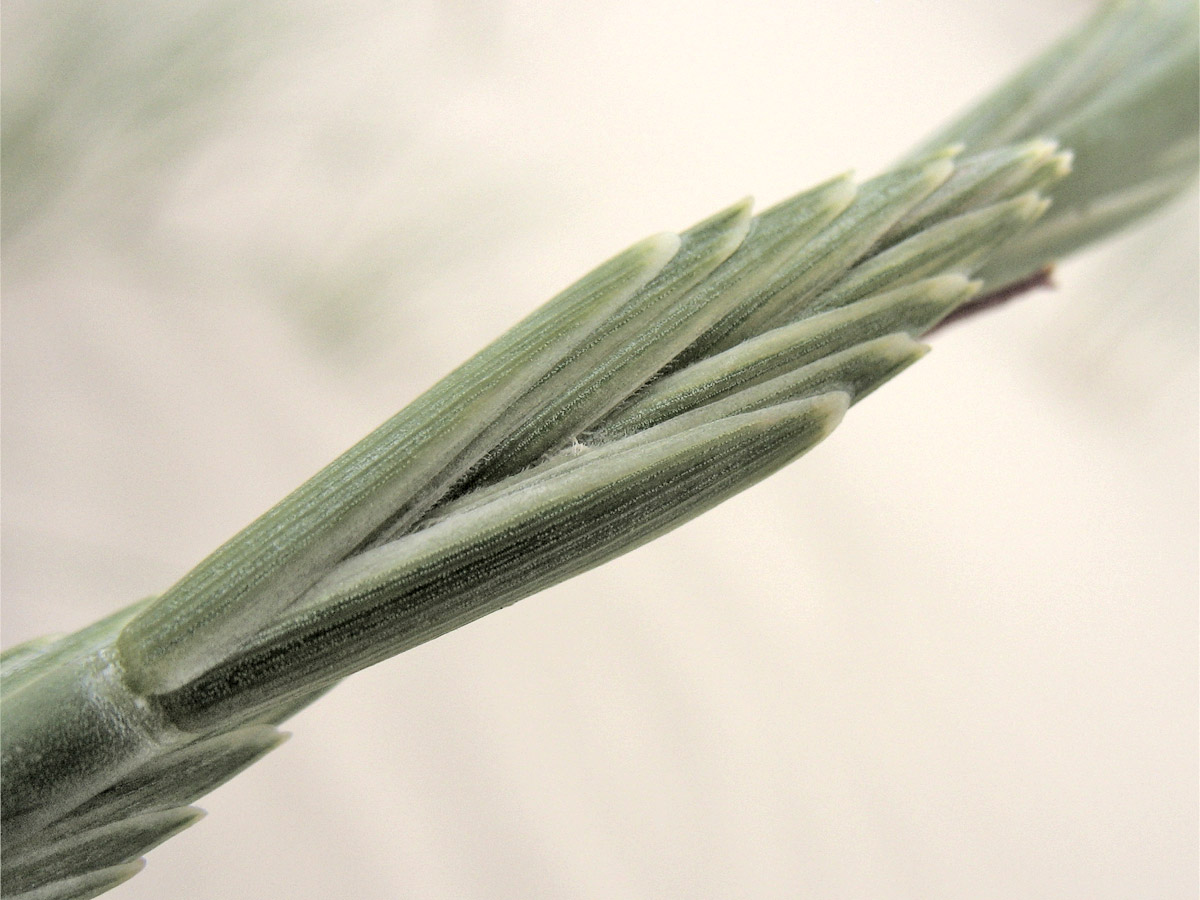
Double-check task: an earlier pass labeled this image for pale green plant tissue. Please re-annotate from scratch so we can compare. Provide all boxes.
[1,2,1196,898]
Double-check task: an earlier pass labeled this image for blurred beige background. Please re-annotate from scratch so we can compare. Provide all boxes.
[2,1,1196,898]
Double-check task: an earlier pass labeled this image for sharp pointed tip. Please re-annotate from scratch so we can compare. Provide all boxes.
[1051,149,1074,178]
[924,272,974,295]
[1022,137,1060,159]
[811,389,852,431]
[923,156,957,188]
[757,389,850,435]
[825,175,858,211]
[1020,191,1053,220]
[637,231,683,267]
[934,143,966,160]
[725,195,757,227]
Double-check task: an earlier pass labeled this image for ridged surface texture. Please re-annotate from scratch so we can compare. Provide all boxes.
[1,2,1196,896]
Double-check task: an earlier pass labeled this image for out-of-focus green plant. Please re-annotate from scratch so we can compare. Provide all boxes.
[1,2,1196,897]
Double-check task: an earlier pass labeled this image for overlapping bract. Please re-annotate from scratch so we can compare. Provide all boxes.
[2,2,1196,897]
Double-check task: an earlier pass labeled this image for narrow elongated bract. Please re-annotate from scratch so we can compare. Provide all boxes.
[116,233,682,694]
[158,393,851,730]
[2,3,1196,896]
